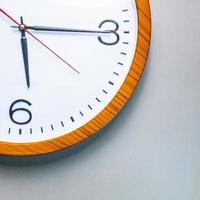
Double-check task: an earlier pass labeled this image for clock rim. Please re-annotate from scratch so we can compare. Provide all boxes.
[0,0,151,156]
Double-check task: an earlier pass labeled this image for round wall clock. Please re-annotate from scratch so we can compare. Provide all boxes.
[0,0,151,156]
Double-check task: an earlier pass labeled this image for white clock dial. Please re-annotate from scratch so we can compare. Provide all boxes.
[0,0,138,143]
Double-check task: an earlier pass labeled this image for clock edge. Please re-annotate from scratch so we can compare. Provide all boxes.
[0,0,151,156]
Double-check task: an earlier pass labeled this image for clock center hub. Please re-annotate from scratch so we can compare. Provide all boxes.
[19,24,26,31]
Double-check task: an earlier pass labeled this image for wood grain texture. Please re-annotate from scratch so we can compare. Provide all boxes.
[0,0,151,156]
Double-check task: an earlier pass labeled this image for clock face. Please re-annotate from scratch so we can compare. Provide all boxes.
[0,0,151,155]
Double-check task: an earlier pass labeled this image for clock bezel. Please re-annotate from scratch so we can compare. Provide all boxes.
[0,0,151,156]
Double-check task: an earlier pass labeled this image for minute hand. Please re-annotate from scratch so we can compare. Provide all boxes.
[12,25,111,34]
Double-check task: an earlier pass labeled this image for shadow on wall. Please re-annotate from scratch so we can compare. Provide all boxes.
[0,132,103,167]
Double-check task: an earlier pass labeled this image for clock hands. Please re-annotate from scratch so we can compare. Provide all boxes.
[0,8,80,75]
[20,17,30,88]
[11,25,111,35]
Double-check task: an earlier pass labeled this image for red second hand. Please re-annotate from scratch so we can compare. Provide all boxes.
[0,8,80,74]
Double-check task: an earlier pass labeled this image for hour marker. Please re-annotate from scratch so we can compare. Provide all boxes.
[70,117,75,122]
[121,52,127,55]
[51,124,54,131]
[123,20,130,23]
[122,9,128,12]
[8,128,11,134]
[30,128,33,134]
[124,31,130,34]
[19,129,22,135]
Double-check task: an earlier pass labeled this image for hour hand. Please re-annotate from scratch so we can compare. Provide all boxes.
[20,17,30,88]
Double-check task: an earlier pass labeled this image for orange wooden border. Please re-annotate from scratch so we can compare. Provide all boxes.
[0,0,151,156]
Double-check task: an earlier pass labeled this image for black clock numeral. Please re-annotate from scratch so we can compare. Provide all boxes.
[9,99,32,125]
[98,20,120,45]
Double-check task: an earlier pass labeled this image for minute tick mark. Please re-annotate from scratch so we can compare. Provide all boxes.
[121,52,127,56]
[41,127,44,133]
[123,42,129,45]
[51,124,54,131]
[88,105,93,110]
[80,111,84,117]
[70,117,75,122]
[103,90,108,94]
[96,98,101,103]
[118,62,124,66]
[113,72,119,76]
[108,81,114,86]
[61,121,65,127]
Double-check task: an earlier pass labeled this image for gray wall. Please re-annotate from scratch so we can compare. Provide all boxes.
[0,0,200,199]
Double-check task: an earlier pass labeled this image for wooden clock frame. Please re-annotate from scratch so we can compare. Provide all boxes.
[0,0,151,156]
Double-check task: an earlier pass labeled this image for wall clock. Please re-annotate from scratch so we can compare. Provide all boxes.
[0,0,151,156]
